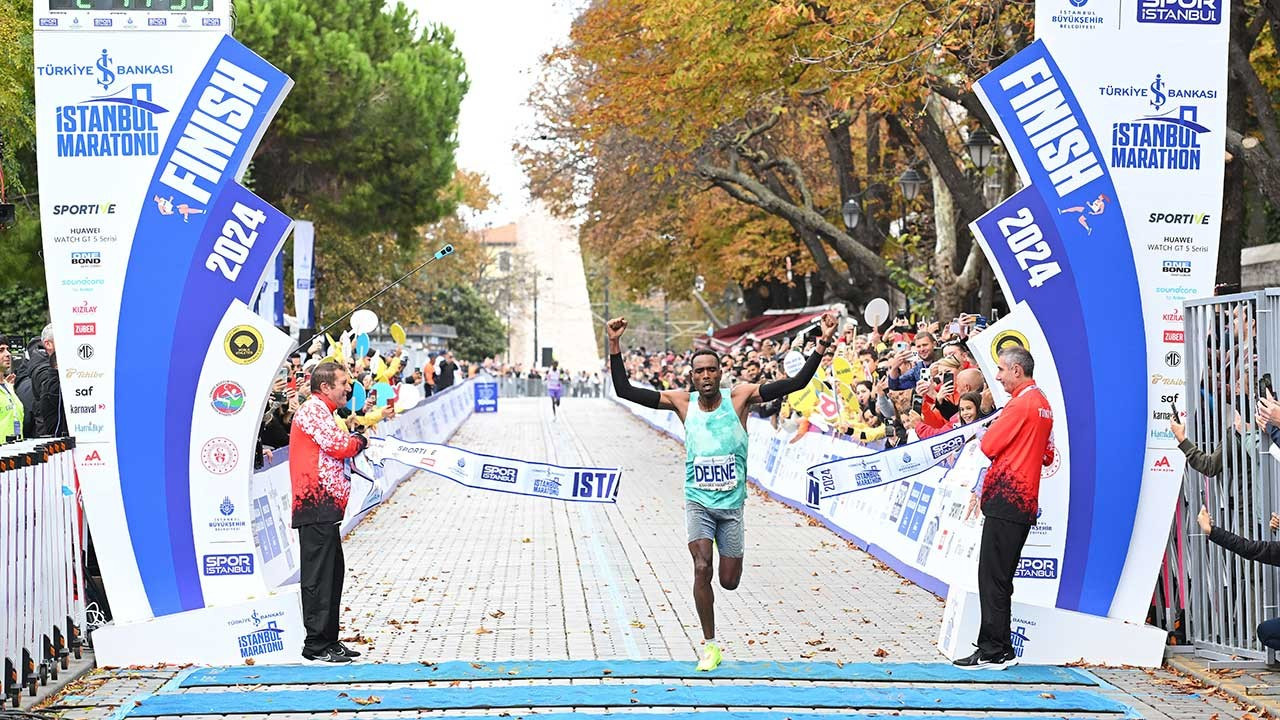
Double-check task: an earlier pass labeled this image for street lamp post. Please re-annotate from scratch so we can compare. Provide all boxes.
[533,274,552,368]
[964,129,996,170]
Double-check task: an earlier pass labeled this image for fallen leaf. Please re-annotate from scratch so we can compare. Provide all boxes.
[602,669,613,675]
[244,657,255,666]
[521,538,532,543]
[489,610,506,619]
[800,651,816,659]
[1040,693,1055,699]
[471,663,484,669]
[351,695,382,706]
[476,627,493,635]
[873,648,889,658]
[630,620,646,629]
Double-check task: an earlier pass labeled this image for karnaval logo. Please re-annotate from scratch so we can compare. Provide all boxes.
[224,326,264,365]
[990,329,1029,364]
[210,381,246,416]
[200,437,239,475]
[49,49,175,159]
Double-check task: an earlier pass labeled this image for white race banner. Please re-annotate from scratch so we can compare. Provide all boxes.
[293,220,315,329]
[364,436,623,504]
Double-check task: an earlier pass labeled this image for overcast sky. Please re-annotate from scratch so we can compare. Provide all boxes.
[411,0,584,228]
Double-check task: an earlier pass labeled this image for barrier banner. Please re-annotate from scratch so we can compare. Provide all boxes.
[364,436,623,504]
[293,220,315,329]
[806,415,995,502]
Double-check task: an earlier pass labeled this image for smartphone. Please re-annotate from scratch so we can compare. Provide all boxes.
[991,308,1000,322]
[1262,374,1275,400]
[943,371,955,386]
[1170,401,1179,419]
[912,396,925,414]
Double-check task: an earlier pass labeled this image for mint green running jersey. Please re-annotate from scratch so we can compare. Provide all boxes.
[684,392,749,509]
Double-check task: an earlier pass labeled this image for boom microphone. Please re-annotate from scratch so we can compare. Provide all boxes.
[305,244,455,347]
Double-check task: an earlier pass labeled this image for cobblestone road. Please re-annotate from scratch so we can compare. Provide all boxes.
[42,398,1249,719]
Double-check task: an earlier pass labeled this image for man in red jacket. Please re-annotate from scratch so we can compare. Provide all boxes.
[290,361,368,663]
[955,345,1054,669]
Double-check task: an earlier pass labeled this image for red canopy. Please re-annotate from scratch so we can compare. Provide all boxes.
[696,306,836,353]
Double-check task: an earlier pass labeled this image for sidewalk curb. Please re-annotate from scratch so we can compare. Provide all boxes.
[1165,652,1280,716]
[22,649,96,712]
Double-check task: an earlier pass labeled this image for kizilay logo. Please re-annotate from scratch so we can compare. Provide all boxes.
[50,49,174,158]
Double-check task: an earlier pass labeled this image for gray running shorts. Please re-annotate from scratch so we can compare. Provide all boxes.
[685,501,745,558]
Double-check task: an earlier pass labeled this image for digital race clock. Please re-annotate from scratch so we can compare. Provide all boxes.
[47,0,213,9]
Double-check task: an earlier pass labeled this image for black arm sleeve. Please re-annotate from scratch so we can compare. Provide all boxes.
[610,353,663,409]
[1210,526,1280,566]
[758,346,824,402]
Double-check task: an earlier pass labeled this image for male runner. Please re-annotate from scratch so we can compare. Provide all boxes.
[608,311,839,670]
[546,362,564,419]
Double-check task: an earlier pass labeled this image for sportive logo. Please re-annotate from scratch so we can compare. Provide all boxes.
[1014,557,1059,579]
[480,464,518,484]
[1164,330,1185,343]
[74,322,96,336]
[224,326,264,365]
[71,251,101,266]
[53,203,116,216]
[1165,350,1182,367]
[203,553,254,577]
[1162,259,1192,275]
[200,437,239,475]
[1137,0,1222,24]
[1149,211,1212,225]
[77,343,94,361]
[210,381,246,416]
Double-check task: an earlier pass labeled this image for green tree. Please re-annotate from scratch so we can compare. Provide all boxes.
[426,284,506,360]
[0,286,49,344]
[235,0,469,321]
[0,0,44,296]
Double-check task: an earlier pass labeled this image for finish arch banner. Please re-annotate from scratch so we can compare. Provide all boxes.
[35,10,303,664]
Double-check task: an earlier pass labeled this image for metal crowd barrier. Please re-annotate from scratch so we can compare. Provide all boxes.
[1180,290,1280,665]
[1,437,86,706]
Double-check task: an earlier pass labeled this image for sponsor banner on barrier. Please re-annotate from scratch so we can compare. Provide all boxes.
[364,435,623,504]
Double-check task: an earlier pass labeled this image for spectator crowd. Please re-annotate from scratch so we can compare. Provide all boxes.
[612,309,999,450]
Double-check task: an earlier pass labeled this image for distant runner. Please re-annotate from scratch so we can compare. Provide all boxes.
[607,310,839,671]
[546,362,563,419]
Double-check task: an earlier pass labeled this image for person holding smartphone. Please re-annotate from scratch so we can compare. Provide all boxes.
[1197,506,1280,650]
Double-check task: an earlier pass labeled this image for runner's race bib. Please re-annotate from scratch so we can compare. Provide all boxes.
[692,454,738,491]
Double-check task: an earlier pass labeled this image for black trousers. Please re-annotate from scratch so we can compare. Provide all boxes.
[976,515,1032,657]
[298,522,345,654]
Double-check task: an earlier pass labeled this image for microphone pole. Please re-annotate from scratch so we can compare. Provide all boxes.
[300,244,455,351]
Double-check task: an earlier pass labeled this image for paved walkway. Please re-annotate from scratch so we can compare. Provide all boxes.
[41,398,1250,718]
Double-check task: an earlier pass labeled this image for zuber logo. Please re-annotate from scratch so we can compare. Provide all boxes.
[74,322,96,336]
[1164,330,1185,343]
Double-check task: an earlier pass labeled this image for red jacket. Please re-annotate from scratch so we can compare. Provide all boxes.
[980,380,1054,524]
[289,394,365,527]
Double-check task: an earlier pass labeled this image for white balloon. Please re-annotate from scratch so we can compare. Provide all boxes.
[863,298,890,329]
[350,309,380,335]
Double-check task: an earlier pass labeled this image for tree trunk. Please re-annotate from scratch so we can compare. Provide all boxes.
[1219,0,1248,287]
